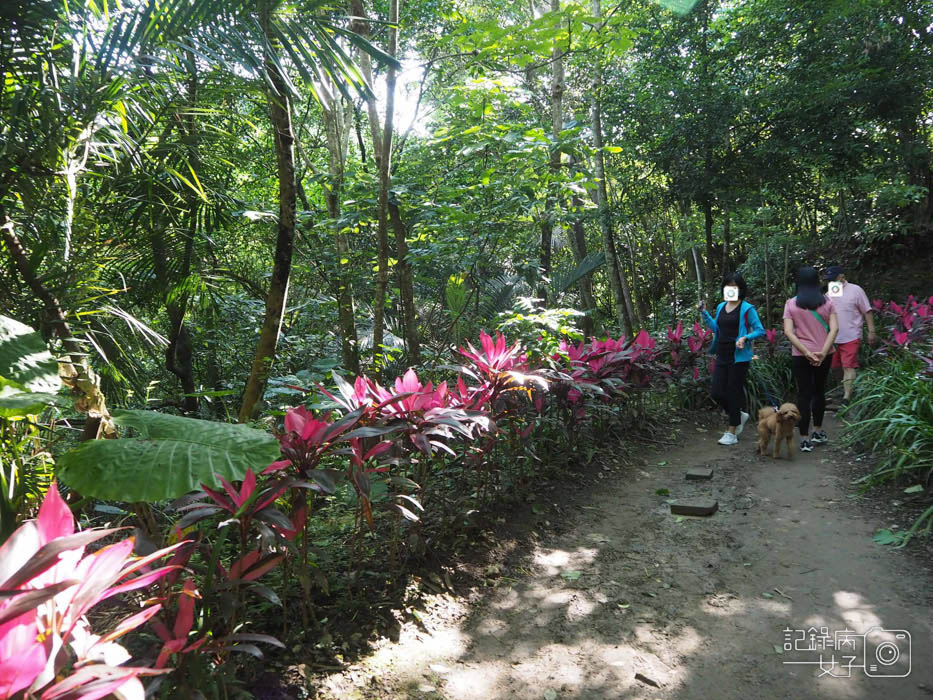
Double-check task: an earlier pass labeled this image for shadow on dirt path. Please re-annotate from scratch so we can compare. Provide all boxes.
[315,413,933,700]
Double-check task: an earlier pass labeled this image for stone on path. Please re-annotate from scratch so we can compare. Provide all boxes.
[685,467,713,480]
[670,500,719,516]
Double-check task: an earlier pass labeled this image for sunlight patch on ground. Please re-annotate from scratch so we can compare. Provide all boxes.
[442,666,505,700]
[532,545,598,576]
[492,588,521,611]
[701,592,748,617]
[832,590,884,631]
[539,589,574,608]
[751,598,793,616]
[474,616,508,637]
[564,596,597,621]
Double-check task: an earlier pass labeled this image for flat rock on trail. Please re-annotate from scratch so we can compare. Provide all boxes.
[315,414,933,699]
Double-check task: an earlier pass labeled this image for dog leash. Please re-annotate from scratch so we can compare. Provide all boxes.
[759,378,780,411]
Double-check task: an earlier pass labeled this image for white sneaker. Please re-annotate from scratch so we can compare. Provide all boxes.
[736,411,750,437]
[718,432,738,446]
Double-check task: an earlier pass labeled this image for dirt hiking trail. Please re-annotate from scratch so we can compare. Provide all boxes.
[315,413,933,700]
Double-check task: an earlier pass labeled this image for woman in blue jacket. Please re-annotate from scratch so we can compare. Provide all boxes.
[699,272,767,446]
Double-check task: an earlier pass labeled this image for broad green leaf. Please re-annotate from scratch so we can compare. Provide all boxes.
[57,410,281,502]
[904,484,923,494]
[0,386,65,419]
[0,315,61,394]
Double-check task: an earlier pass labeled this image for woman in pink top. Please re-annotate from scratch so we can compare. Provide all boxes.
[783,267,839,453]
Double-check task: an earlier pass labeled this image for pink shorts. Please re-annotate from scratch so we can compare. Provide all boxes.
[832,340,860,369]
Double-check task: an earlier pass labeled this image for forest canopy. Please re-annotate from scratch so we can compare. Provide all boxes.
[3,0,931,411]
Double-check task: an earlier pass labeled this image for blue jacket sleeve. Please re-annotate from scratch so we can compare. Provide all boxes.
[701,308,718,332]
[744,305,766,341]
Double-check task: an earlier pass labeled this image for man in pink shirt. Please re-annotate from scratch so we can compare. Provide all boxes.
[824,265,877,406]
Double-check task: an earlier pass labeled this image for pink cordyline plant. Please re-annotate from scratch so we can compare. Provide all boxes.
[262,404,365,478]
[368,369,451,417]
[459,331,529,378]
[633,329,656,350]
[0,483,184,699]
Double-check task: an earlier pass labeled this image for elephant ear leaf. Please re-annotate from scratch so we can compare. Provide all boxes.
[0,315,65,419]
[57,410,282,503]
[0,315,62,394]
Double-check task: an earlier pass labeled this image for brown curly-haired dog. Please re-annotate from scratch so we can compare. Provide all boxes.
[757,403,801,459]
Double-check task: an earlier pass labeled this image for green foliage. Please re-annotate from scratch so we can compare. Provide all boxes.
[0,315,63,538]
[0,387,67,420]
[496,299,585,360]
[745,353,794,411]
[56,410,281,502]
[844,356,933,488]
[3,0,933,687]
[842,354,933,547]
[0,315,62,394]
[655,0,701,12]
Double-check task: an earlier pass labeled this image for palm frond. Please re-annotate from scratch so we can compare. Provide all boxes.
[551,251,606,293]
[478,274,527,322]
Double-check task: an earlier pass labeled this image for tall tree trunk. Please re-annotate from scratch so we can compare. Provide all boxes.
[899,118,933,232]
[622,223,644,327]
[764,236,771,328]
[698,0,717,285]
[568,190,596,337]
[163,55,200,414]
[321,94,361,375]
[239,3,298,422]
[783,237,790,296]
[537,0,563,306]
[703,197,715,284]
[152,220,197,414]
[350,0,383,160]
[370,0,403,361]
[204,300,222,416]
[381,0,419,362]
[388,201,420,361]
[721,208,730,276]
[350,0,388,362]
[1,209,114,440]
[590,0,633,335]
[667,217,678,319]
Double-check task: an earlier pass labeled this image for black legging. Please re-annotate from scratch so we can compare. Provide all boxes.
[791,355,832,435]
[711,360,749,427]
